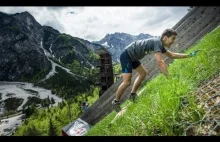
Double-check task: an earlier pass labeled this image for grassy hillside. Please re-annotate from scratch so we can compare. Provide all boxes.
[85,26,220,136]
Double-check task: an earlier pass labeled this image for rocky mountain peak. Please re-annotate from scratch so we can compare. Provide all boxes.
[94,32,154,62]
[11,11,43,43]
[12,11,41,28]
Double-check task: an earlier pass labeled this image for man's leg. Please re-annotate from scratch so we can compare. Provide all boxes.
[115,73,132,101]
[131,64,148,94]
[114,49,133,101]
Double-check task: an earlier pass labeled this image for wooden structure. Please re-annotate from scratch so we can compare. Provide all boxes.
[94,47,114,97]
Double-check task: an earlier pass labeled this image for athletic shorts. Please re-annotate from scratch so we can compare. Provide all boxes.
[120,50,141,73]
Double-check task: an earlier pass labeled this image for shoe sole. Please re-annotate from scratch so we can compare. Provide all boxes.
[112,105,121,112]
[129,96,138,102]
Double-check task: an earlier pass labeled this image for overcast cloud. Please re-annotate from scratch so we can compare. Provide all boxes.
[0,7,189,41]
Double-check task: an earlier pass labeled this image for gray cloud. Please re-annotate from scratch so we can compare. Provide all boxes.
[46,7,67,11]
[0,7,189,41]
[86,16,99,23]
[66,11,75,15]
[142,7,187,28]
[84,34,98,41]
[143,16,168,26]
[44,20,65,33]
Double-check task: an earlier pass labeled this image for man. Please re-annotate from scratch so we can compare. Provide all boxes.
[81,102,89,112]
[112,29,199,112]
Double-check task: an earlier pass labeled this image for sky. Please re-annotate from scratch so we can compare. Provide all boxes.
[0,7,189,42]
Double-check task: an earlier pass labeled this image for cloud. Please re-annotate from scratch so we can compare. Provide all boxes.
[84,33,98,41]
[46,7,67,11]
[0,6,189,41]
[44,20,65,33]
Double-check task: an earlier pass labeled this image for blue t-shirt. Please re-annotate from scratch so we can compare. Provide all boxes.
[125,37,167,61]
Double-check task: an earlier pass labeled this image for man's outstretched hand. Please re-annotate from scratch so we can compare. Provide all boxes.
[188,50,200,57]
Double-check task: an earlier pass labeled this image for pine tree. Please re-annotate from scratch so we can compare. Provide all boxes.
[41,100,44,107]
[25,125,41,136]
[47,95,51,104]
[51,97,55,104]
[48,116,57,136]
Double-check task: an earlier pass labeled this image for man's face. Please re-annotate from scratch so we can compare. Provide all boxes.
[163,35,176,48]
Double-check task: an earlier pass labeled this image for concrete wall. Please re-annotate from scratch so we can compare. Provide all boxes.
[80,7,220,125]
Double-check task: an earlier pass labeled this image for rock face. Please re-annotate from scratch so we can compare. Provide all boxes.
[93,32,154,62]
[0,11,104,82]
[0,11,51,81]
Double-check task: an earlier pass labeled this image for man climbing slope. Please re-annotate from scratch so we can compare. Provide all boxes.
[112,29,199,112]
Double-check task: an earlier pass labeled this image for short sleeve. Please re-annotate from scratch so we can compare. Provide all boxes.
[161,46,167,53]
[154,40,167,53]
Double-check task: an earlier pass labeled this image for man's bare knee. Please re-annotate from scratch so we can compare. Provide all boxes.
[123,81,131,87]
[140,71,147,79]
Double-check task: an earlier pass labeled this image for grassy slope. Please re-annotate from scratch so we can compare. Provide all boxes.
[86,26,220,136]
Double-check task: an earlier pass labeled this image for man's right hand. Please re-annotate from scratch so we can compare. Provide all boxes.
[188,50,200,57]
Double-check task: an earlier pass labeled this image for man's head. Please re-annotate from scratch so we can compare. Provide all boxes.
[161,29,177,48]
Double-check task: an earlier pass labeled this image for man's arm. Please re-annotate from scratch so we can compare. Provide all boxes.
[154,52,169,77]
[164,50,189,59]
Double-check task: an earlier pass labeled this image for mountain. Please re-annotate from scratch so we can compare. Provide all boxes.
[0,11,51,81]
[93,32,154,63]
[0,11,103,82]
[0,11,104,100]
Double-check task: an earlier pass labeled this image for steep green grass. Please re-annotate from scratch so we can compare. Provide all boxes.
[86,26,220,136]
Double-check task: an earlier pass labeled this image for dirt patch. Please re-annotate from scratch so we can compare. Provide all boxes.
[185,74,220,136]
